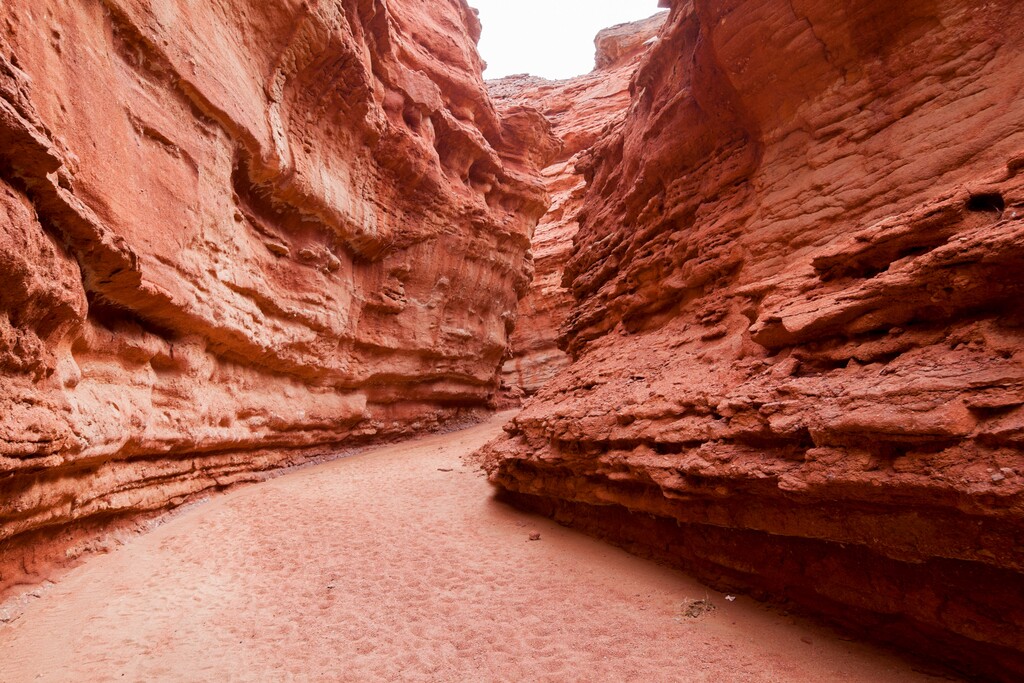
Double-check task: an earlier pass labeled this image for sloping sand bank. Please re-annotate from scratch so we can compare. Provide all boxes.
[0,413,946,681]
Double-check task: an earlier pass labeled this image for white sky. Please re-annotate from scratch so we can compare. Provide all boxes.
[469,1,666,80]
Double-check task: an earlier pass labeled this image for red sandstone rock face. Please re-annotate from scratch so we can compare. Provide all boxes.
[482,0,1024,678]
[490,13,666,397]
[0,0,547,594]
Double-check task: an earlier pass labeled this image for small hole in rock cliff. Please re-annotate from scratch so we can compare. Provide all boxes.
[87,296,177,340]
[966,193,1005,215]
[400,105,419,131]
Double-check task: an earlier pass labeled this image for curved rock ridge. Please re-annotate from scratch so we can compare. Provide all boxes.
[490,12,667,398]
[0,0,548,593]
[481,0,1024,679]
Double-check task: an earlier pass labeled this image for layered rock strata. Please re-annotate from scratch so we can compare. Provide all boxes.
[490,13,666,397]
[482,0,1024,679]
[0,0,549,594]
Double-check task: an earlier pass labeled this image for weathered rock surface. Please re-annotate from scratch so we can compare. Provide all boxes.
[482,0,1024,679]
[490,13,666,397]
[0,0,548,594]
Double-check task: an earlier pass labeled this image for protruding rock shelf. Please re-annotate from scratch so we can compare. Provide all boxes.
[0,0,549,594]
[480,1,1024,679]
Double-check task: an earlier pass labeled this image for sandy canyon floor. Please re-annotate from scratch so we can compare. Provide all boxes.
[0,413,951,682]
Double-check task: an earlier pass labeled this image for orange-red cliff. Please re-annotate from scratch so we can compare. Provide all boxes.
[490,13,666,398]
[481,0,1024,679]
[0,0,548,594]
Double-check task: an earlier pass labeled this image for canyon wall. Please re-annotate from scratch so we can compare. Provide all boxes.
[481,0,1024,679]
[490,14,665,398]
[0,0,549,594]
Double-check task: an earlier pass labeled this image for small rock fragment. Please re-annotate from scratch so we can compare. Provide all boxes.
[678,598,715,619]
[324,251,342,272]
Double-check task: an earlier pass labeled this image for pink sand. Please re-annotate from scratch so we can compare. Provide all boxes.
[0,413,944,681]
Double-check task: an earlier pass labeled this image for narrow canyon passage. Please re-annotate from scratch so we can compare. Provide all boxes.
[2,0,1023,678]
[0,414,937,682]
